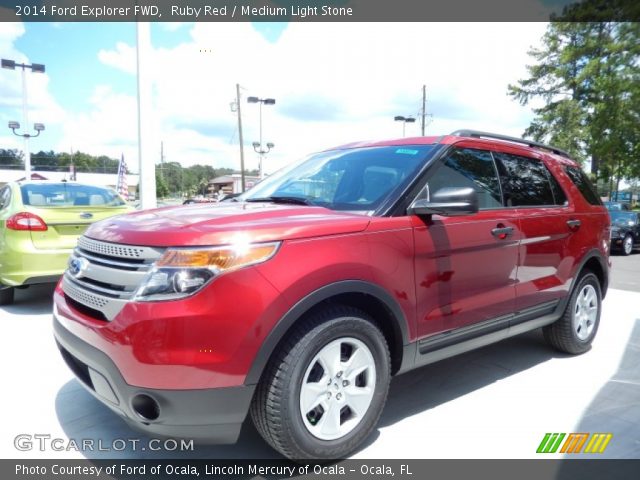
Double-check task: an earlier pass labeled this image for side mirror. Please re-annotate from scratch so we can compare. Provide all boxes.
[408,187,479,217]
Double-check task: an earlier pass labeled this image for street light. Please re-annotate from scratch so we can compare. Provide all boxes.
[252,142,275,169]
[394,115,416,137]
[8,121,45,138]
[2,58,46,180]
[247,96,276,179]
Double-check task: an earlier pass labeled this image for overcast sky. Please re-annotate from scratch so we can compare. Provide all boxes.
[0,21,548,174]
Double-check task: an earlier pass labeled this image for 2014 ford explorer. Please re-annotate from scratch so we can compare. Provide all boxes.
[53,131,610,459]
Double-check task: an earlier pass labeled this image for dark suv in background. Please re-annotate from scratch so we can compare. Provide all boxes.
[53,130,610,459]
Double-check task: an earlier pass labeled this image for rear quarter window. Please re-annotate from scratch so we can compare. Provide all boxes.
[564,166,602,206]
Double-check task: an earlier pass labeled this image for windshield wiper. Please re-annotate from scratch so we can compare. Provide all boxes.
[245,196,316,206]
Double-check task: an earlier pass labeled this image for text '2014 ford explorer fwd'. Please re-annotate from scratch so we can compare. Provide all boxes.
[53,130,610,460]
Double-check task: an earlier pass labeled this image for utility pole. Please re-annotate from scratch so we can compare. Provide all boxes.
[236,83,246,192]
[421,85,426,136]
[159,141,164,180]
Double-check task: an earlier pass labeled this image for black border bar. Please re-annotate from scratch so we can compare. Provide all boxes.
[0,0,639,22]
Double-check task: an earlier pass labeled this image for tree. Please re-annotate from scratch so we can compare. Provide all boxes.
[508,16,640,196]
[0,149,23,169]
[155,170,169,198]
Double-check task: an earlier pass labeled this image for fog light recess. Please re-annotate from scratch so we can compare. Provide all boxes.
[131,394,160,421]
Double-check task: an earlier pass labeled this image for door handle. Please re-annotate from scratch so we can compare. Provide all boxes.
[491,226,514,239]
[567,219,581,230]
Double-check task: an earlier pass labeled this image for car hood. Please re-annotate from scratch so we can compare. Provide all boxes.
[84,202,371,247]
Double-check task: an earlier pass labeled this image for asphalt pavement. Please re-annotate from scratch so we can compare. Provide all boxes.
[1,256,639,460]
[610,252,640,292]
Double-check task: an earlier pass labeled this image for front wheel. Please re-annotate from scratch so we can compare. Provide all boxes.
[543,271,602,354]
[0,286,15,306]
[622,234,633,256]
[250,306,391,460]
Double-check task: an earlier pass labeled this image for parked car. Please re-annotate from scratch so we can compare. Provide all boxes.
[182,197,217,205]
[0,181,132,304]
[603,201,631,211]
[609,210,640,255]
[53,130,609,460]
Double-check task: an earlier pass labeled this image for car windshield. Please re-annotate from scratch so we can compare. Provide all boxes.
[239,145,435,212]
[20,183,126,207]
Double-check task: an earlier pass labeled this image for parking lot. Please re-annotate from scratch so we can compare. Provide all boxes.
[1,255,639,460]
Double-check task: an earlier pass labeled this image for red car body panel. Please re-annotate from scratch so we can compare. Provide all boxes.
[85,202,371,247]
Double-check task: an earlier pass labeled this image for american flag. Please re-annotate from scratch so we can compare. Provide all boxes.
[116,154,129,200]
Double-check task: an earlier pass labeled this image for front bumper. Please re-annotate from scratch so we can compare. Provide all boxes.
[53,313,255,444]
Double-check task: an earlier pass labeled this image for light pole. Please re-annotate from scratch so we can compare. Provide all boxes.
[247,96,276,179]
[2,59,46,180]
[252,141,275,178]
[394,115,416,137]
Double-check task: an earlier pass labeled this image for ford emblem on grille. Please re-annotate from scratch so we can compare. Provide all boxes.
[68,256,90,279]
[79,212,93,219]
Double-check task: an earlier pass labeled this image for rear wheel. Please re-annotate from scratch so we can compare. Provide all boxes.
[0,286,15,306]
[622,234,633,255]
[543,271,601,354]
[250,306,390,460]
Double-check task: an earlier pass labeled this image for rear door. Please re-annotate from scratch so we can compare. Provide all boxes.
[412,146,520,339]
[493,151,574,312]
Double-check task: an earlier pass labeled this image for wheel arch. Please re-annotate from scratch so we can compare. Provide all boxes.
[575,249,609,299]
[568,248,609,298]
[244,280,410,385]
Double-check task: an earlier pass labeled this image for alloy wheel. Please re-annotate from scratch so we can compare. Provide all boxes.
[573,284,598,341]
[299,337,376,440]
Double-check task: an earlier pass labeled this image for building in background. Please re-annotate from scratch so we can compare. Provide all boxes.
[209,173,261,196]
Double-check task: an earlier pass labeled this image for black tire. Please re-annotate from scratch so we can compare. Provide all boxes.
[250,306,391,460]
[0,286,15,306]
[543,271,601,354]
[622,234,633,256]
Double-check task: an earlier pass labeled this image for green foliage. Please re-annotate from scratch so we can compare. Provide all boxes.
[156,162,236,197]
[155,170,170,198]
[0,149,23,169]
[508,14,640,196]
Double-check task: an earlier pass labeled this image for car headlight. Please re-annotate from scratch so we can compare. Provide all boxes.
[133,242,280,301]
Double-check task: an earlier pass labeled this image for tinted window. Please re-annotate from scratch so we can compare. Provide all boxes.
[426,148,502,209]
[494,153,560,206]
[565,166,602,206]
[0,187,10,210]
[547,170,568,206]
[20,183,125,207]
[242,145,434,211]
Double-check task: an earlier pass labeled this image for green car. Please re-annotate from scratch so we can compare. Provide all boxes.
[0,181,133,305]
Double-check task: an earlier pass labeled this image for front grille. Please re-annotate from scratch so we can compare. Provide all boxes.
[65,294,108,322]
[77,236,152,259]
[62,237,164,321]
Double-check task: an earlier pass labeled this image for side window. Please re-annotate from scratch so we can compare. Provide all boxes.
[564,166,603,206]
[427,148,502,209]
[494,152,560,206]
[0,187,10,210]
[548,170,568,206]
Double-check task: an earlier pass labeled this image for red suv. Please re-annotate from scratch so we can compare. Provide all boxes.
[53,130,610,459]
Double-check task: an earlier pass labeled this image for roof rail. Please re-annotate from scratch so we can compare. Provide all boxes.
[450,129,571,158]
